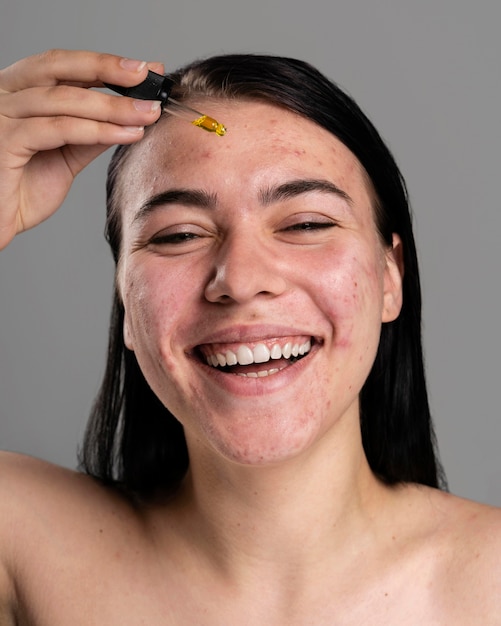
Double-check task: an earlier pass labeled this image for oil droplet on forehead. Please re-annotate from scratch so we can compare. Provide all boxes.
[192,115,227,136]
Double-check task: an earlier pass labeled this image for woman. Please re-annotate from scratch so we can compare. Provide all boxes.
[0,49,500,624]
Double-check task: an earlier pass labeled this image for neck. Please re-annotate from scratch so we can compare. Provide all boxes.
[162,420,393,579]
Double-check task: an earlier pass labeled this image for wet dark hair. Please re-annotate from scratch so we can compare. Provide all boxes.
[79,54,446,494]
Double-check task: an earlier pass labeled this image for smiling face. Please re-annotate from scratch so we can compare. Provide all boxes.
[116,100,403,467]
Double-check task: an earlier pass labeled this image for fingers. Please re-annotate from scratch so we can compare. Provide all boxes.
[0,85,162,127]
[0,93,157,170]
[2,116,145,166]
[0,49,164,92]
[0,49,167,250]
[0,50,165,165]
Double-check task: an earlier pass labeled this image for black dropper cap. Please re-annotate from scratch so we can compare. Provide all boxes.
[105,70,175,105]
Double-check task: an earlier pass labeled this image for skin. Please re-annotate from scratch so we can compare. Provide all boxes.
[1,51,501,625]
[0,50,162,250]
[118,100,403,469]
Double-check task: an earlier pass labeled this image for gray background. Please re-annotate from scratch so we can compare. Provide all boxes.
[1,0,499,505]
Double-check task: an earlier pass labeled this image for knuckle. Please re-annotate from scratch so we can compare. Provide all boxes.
[0,110,19,135]
[96,51,113,65]
[38,48,63,64]
[49,115,71,133]
[0,119,14,139]
[95,51,125,75]
[37,48,64,65]
[46,83,79,102]
[48,115,102,144]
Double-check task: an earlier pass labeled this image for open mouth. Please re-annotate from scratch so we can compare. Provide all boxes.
[196,337,314,378]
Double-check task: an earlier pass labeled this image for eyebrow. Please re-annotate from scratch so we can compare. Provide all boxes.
[132,178,352,225]
[132,189,218,225]
[259,178,353,206]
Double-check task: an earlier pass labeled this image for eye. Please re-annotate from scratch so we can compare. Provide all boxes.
[283,220,336,232]
[146,224,213,254]
[278,213,339,237]
[276,213,339,245]
[150,231,201,245]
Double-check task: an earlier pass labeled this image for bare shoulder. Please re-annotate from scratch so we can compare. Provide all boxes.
[0,451,140,623]
[0,450,141,538]
[0,449,131,553]
[0,450,122,516]
[427,487,501,557]
[416,487,501,619]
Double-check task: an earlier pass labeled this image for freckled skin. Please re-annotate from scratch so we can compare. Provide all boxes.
[118,101,403,467]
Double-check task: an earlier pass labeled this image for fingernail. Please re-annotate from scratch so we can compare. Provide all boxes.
[120,58,147,72]
[133,99,161,112]
[122,126,144,134]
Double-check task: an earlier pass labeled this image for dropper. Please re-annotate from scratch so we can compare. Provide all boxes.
[105,70,227,136]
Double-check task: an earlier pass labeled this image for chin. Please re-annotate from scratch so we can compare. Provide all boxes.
[191,405,326,467]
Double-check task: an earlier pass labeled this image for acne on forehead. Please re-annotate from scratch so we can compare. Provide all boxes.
[120,101,377,223]
[118,133,171,226]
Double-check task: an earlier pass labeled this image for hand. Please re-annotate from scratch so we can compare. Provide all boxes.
[0,49,163,249]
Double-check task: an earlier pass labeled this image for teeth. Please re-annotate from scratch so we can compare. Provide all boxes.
[239,368,280,378]
[204,339,312,369]
[270,344,282,359]
[225,350,238,366]
[237,345,254,365]
[253,343,271,363]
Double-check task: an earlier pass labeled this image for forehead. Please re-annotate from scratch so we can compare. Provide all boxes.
[118,100,373,221]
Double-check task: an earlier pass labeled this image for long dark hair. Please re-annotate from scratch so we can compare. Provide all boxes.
[79,54,446,493]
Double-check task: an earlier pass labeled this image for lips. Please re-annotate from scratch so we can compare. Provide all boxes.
[196,337,313,378]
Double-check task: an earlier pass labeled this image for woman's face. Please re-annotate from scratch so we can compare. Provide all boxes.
[117,101,403,466]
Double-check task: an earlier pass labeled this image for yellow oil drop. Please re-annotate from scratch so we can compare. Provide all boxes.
[192,115,227,136]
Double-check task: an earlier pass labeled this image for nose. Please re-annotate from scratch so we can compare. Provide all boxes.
[204,233,287,304]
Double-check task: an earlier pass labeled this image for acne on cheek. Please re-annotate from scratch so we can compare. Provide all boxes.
[320,260,382,352]
[122,272,158,339]
[128,280,193,377]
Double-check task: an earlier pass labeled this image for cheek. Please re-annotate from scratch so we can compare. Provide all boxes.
[122,261,195,360]
[306,247,385,345]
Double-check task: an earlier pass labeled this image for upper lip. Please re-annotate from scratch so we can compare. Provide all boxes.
[188,324,321,350]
